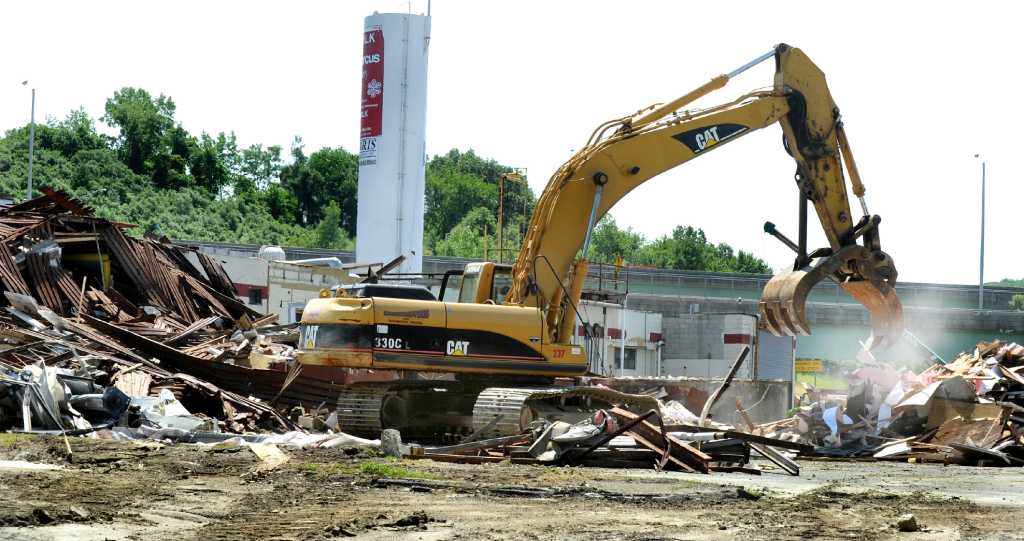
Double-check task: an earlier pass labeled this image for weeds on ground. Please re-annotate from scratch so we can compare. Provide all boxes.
[296,457,436,480]
[358,462,436,480]
[0,433,34,449]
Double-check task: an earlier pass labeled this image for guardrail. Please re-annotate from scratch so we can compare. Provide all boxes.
[180,239,1023,312]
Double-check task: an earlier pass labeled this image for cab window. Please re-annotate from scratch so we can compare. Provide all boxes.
[458,271,480,303]
[491,269,513,305]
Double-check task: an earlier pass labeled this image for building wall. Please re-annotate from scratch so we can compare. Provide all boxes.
[660,313,766,379]
[194,252,360,323]
[570,301,663,378]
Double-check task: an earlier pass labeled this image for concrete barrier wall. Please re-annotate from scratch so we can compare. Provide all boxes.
[629,293,1024,362]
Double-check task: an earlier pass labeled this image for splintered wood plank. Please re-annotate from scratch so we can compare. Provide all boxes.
[611,407,710,474]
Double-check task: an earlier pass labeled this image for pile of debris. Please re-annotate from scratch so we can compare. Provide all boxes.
[403,404,808,475]
[403,347,809,476]
[0,188,298,438]
[760,340,1024,466]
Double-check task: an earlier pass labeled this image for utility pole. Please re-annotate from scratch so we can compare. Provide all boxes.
[975,154,985,310]
[24,82,35,201]
[496,169,525,263]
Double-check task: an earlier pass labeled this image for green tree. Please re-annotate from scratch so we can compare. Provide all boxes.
[424,149,534,248]
[152,124,193,189]
[314,201,353,250]
[41,109,106,157]
[990,278,1024,288]
[633,224,771,273]
[278,140,358,231]
[262,183,300,223]
[306,147,358,234]
[1011,294,1024,311]
[238,143,283,193]
[588,216,644,263]
[434,207,497,259]
[102,88,176,175]
[734,250,771,274]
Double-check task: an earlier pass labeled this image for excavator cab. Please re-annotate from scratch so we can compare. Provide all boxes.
[443,262,515,305]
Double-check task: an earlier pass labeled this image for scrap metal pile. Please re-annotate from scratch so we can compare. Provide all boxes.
[759,340,1024,466]
[0,189,298,437]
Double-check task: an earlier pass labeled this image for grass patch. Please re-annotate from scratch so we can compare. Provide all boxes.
[358,461,435,480]
[795,372,846,391]
[295,459,436,480]
[0,433,35,449]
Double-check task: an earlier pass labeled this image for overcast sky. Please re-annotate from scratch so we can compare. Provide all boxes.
[2,1,1021,286]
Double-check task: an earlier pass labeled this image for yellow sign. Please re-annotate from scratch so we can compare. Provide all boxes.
[795,360,824,373]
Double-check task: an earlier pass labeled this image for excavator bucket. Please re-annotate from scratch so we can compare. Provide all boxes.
[759,247,905,350]
[759,270,815,337]
[839,280,905,350]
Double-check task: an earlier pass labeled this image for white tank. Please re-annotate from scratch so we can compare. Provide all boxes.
[257,245,286,261]
[355,12,431,275]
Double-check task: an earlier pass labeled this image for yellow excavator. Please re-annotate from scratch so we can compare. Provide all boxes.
[297,44,904,439]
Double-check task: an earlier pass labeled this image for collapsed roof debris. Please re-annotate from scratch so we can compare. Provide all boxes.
[0,188,297,435]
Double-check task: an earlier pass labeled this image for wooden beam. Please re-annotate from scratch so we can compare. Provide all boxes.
[611,407,710,474]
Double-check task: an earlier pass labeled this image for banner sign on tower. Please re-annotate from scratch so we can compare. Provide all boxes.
[360,25,384,166]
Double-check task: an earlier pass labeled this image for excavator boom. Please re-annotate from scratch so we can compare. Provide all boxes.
[505,43,903,349]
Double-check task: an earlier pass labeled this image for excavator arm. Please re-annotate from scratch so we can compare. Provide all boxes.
[505,44,903,349]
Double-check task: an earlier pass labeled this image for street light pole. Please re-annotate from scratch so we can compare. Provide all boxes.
[975,155,985,310]
[26,85,35,201]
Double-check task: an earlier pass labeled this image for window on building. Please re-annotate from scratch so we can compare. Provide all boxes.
[248,288,263,305]
[614,347,637,370]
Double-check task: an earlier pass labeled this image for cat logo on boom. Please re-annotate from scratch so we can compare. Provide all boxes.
[672,123,749,154]
[446,340,470,356]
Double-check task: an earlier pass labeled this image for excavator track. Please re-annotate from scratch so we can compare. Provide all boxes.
[336,382,660,442]
[336,384,389,436]
[471,386,661,439]
[471,388,544,437]
[335,380,486,441]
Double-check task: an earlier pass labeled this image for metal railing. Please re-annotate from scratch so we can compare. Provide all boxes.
[181,240,1024,312]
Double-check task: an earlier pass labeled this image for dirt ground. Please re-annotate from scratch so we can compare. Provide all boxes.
[1,434,1023,540]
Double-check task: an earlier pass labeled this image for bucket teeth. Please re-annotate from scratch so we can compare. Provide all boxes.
[759,270,813,337]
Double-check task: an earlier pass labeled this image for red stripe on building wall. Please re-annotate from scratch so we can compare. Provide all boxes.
[723,333,752,344]
[649,332,663,343]
[234,283,267,301]
[607,328,622,339]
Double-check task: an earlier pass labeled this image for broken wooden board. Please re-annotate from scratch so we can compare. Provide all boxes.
[610,407,710,474]
[667,424,814,454]
[930,413,1007,450]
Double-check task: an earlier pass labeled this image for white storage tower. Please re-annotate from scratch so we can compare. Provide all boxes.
[355,12,431,275]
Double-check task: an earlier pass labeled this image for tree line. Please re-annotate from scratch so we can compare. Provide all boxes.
[0,87,771,273]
